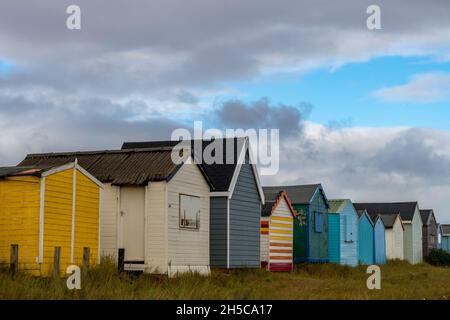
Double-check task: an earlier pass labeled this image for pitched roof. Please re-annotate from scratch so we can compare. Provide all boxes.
[262,201,275,217]
[328,199,350,214]
[379,213,402,229]
[357,209,373,225]
[442,224,450,236]
[356,209,367,218]
[261,190,296,217]
[122,138,241,191]
[18,148,183,185]
[420,209,435,226]
[0,165,51,178]
[262,184,327,206]
[353,202,419,222]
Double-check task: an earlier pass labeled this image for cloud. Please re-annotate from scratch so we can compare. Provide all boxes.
[214,98,312,136]
[261,123,450,222]
[372,72,450,103]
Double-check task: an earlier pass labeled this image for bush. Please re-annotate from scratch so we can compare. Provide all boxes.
[425,249,450,266]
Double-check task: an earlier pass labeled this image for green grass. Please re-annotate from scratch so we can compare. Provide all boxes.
[1,261,449,300]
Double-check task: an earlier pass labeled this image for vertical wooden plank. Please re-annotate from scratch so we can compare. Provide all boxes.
[53,247,61,278]
[10,244,19,275]
[118,248,125,272]
[83,247,90,275]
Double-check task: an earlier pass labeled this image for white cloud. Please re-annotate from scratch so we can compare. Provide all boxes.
[372,72,450,103]
[261,123,450,223]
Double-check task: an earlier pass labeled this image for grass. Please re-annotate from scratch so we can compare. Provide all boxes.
[0,261,449,300]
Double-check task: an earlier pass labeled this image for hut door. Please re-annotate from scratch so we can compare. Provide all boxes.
[119,186,146,262]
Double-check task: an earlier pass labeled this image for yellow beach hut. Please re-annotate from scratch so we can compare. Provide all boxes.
[0,161,103,276]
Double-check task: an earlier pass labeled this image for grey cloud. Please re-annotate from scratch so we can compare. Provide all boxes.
[261,126,450,222]
[214,98,311,136]
[369,128,450,181]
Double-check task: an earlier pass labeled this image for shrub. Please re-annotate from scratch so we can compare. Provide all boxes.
[425,249,450,267]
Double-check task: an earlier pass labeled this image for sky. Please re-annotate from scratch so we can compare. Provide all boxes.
[0,1,450,222]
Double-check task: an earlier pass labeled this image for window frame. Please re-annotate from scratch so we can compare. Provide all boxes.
[179,193,201,230]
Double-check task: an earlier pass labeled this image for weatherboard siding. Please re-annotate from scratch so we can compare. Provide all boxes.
[327,214,340,264]
[268,198,293,271]
[99,184,119,260]
[229,162,261,268]
[210,197,228,267]
[339,203,358,267]
[442,236,450,253]
[73,169,100,266]
[358,214,374,265]
[43,169,74,276]
[403,210,423,264]
[422,215,437,257]
[145,181,168,273]
[0,176,40,275]
[373,219,386,264]
[385,218,404,260]
[167,163,210,274]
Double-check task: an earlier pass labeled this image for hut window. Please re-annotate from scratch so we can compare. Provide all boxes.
[179,194,200,229]
[314,212,324,233]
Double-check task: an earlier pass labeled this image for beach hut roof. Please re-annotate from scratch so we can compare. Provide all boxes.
[121,138,265,202]
[328,199,351,213]
[420,209,436,226]
[261,190,296,217]
[263,184,328,207]
[441,224,450,236]
[378,213,403,229]
[354,202,418,222]
[19,148,187,186]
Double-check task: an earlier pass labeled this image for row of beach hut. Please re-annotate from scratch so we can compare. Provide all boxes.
[0,137,449,276]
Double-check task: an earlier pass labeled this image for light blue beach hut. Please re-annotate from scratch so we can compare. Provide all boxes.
[357,209,374,265]
[328,200,359,267]
[370,214,387,264]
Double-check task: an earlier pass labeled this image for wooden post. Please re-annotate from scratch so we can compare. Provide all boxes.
[82,247,90,275]
[53,247,61,278]
[118,248,125,272]
[10,244,18,275]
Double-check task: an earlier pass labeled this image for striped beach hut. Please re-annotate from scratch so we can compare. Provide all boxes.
[357,209,374,265]
[260,191,296,272]
[328,199,358,267]
[0,162,103,277]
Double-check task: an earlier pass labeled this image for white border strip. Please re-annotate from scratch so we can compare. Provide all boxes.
[70,159,77,263]
[38,177,46,264]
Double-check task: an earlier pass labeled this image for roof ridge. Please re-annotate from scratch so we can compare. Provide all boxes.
[25,147,175,158]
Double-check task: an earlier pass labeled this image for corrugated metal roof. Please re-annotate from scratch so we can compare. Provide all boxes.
[121,138,244,191]
[263,184,324,205]
[354,202,418,222]
[0,166,42,178]
[18,148,180,185]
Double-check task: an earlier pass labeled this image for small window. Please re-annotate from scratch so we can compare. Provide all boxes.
[314,211,323,233]
[179,194,200,229]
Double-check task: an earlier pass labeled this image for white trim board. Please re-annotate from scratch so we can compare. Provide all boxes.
[227,137,265,204]
[38,177,46,264]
